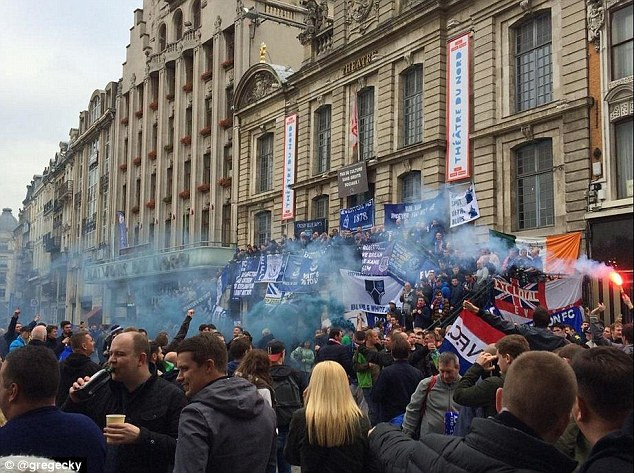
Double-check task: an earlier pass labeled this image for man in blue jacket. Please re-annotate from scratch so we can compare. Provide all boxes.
[0,345,105,473]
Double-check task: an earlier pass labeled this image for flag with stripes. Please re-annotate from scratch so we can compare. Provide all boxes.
[440,309,505,374]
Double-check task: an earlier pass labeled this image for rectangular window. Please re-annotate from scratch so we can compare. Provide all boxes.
[137,131,143,158]
[87,166,98,229]
[316,106,331,174]
[203,153,211,185]
[516,140,554,229]
[401,171,422,203]
[168,117,175,146]
[222,204,231,246]
[256,212,271,247]
[403,67,423,146]
[515,13,553,112]
[167,167,173,197]
[611,5,633,80]
[151,74,159,102]
[166,63,176,97]
[186,107,193,136]
[203,40,214,72]
[152,124,158,152]
[201,209,210,242]
[184,54,193,87]
[313,196,329,220]
[225,88,234,119]
[164,219,171,248]
[137,83,144,110]
[184,161,191,192]
[150,173,157,200]
[615,118,634,199]
[135,178,141,207]
[358,88,375,160]
[205,98,212,127]
[104,129,110,171]
[183,214,190,246]
[257,133,274,192]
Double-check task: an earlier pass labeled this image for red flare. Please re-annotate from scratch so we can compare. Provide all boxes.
[609,271,623,287]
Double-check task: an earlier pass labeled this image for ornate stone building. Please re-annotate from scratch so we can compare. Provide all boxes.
[0,209,18,316]
[234,0,596,246]
[585,0,633,322]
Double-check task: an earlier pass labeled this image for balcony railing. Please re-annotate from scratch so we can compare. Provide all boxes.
[43,200,54,215]
[55,180,73,201]
[43,233,61,253]
[313,28,333,57]
[100,174,109,192]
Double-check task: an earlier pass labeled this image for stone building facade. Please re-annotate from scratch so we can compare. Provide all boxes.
[585,0,633,322]
[0,209,18,316]
[233,0,596,247]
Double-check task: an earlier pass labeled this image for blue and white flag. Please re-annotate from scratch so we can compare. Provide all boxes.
[339,269,403,315]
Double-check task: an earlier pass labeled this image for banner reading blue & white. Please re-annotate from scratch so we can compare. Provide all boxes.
[340,269,403,315]
[340,199,374,231]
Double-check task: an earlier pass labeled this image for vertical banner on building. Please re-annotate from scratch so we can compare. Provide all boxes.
[282,114,297,221]
[349,85,359,160]
[446,33,471,182]
[116,211,128,250]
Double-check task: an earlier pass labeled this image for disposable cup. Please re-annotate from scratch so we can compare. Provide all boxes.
[105,414,126,443]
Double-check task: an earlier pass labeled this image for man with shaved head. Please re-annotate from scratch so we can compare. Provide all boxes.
[63,331,187,473]
[28,325,47,347]
[371,351,578,473]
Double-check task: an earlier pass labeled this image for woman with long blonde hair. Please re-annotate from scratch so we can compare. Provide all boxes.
[284,361,372,472]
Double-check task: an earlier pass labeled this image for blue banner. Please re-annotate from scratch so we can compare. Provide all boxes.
[384,195,444,227]
[116,211,128,250]
[232,257,260,299]
[277,255,319,292]
[547,306,584,334]
[361,242,393,275]
[340,199,374,231]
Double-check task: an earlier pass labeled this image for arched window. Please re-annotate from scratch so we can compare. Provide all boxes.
[158,23,167,51]
[192,0,202,30]
[90,96,101,124]
[174,10,183,41]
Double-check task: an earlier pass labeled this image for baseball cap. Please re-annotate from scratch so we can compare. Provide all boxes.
[388,300,396,305]
[266,339,285,362]
[110,324,123,336]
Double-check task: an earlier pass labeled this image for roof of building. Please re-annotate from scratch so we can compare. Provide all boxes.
[0,208,18,233]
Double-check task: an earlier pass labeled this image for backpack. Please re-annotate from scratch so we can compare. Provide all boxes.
[272,373,302,427]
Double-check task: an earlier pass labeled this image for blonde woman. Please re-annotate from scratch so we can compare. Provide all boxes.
[284,361,372,473]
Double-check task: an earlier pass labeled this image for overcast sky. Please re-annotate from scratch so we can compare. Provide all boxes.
[0,0,142,217]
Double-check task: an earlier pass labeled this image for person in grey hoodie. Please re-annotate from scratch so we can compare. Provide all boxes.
[402,351,462,438]
[173,334,277,473]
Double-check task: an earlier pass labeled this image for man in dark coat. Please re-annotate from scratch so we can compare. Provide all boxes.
[464,300,568,351]
[63,331,187,473]
[370,351,578,473]
[572,347,633,472]
[372,335,423,423]
[314,327,354,378]
[1,309,38,358]
[0,345,105,472]
[57,331,101,406]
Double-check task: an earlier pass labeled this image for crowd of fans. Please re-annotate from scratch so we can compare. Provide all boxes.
[0,292,632,473]
[0,219,632,472]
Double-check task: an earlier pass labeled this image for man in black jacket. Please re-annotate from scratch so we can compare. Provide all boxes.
[572,347,633,472]
[64,331,187,473]
[314,327,354,378]
[370,351,578,473]
[464,300,568,351]
[57,331,101,406]
[1,309,38,358]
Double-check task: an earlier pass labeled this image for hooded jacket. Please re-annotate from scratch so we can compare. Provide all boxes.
[370,414,577,473]
[173,376,277,473]
[56,352,101,406]
[578,412,633,473]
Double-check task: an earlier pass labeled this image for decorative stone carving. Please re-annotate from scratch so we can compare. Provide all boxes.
[298,0,331,45]
[236,0,244,16]
[403,51,415,68]
[344,0,380,36]
[357,76,367,90]
[130,73,136,89]
[519,0,531,14]
[241,72,280,107]
[587,0,604,51]
[521,125,534,141]
[214,15,222,34]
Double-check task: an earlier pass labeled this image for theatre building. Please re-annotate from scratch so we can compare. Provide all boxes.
[234,0,594,253]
